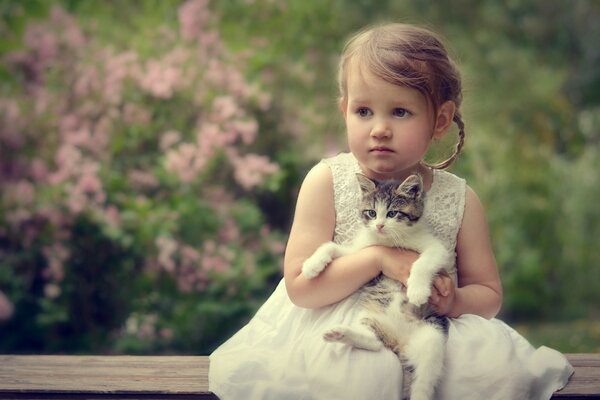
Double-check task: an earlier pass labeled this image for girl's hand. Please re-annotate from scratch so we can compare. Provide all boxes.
[428,271,456,316]
[376,246,419,285]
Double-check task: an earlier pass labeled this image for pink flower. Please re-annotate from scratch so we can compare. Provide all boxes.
[138,60,180,99]
[50,144,82,185]
[231,118,258,145]
[44,284,61,299]
[156,236,178,273]
[160,327,174,340]
[42,243,69,282]
[73,64,101,99]
[261,227,286,254]
[178,0,211,41]
[30,158,48,181]
[181,245,200,267]
[165,142,205,183]
[6,209,32,229]
[4,181,35,206]
[123,103,151,126]
[0,291,14,321]
[103,205,122,229]
[212,95,240,121]
[76,166,104,198]
[205,186,234,215]
[229,152,280,190]
[128,169,159,189]
[204,59,227,88]
[49,6,85,49]
[219,218,240,242]
[197,122,226,151]
[160,130,182,150]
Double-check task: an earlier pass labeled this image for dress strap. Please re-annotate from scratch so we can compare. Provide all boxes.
[321,153,362,245]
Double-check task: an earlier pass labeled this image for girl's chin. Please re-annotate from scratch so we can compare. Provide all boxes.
[359,161,419,180]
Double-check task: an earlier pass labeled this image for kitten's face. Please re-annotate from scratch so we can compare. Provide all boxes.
[357,174,424,240]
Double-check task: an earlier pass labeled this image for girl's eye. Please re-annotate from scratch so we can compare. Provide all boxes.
[363,210,376,219]
[356,107,372,118]
[386,211,398,218]
[392,108,409,118]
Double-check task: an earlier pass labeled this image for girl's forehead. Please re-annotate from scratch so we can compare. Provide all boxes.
[346,61,427,105]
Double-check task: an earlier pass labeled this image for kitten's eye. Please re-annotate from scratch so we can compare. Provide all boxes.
[363,210,376,219]
[397,211,411,220]
[386,211,398,218]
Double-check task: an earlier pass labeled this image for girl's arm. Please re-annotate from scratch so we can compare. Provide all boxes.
[284,163,382,309]
[447,185,503,319]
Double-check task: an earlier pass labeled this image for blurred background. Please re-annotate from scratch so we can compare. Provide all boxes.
[0,0,598,355]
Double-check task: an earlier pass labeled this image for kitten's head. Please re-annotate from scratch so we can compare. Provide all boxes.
[356,173,425,240]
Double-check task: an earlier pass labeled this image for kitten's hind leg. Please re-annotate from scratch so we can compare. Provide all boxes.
[404,323,447,400]
[362,317,402,356]
[323,324,382,351]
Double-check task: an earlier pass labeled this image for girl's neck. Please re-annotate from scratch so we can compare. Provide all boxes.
[357,161,434,191]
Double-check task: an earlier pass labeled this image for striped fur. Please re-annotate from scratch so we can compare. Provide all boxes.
[303,174,454,400]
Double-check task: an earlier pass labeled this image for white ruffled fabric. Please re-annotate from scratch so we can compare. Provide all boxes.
[209,153,573,399]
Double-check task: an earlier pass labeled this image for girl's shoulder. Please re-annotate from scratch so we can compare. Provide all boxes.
[429,169,467,206]
[321,152,360,174]
[425,169,468,250]
[430,169,466,192]
[320,152,362,195]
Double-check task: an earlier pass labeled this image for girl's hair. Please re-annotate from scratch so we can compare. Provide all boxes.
[339,23,465,169]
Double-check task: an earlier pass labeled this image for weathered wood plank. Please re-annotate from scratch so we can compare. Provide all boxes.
[552,354,600,399]
[0,354,598,399]
[0,355,217,399]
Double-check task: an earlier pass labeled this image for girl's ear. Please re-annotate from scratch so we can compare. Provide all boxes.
[433,101,456,139]
[339,97,348,118]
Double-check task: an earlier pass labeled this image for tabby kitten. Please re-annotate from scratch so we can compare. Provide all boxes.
[302,173,453,400]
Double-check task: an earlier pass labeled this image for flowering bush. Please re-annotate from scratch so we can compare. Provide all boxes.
[0,1,289,353]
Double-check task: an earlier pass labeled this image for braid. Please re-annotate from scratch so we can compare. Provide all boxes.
[426,113,465,170]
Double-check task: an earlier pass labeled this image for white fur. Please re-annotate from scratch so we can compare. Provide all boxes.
[301,181,453,400]
[302,206,453,306]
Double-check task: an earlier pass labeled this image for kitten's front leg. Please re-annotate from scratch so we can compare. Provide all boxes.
[302,242,350,279]
[406,245,452,306]
[406,261,435,306]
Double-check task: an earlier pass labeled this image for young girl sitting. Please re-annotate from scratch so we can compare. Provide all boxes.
[209,22,573,400]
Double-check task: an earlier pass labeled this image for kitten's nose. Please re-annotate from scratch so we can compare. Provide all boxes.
[376,224,384,231]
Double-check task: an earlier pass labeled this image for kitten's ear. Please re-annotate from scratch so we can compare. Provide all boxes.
[356,173,377,194]
[396,174,423,199]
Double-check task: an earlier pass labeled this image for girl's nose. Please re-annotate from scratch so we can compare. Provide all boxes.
[370,120,392,139]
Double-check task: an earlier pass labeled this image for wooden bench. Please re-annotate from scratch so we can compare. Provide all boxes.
[0,354,598,399]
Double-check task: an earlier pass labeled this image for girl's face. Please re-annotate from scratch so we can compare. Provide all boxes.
[341,62,453,181]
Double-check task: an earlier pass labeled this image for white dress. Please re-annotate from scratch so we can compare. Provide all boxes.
[209,153,573,400]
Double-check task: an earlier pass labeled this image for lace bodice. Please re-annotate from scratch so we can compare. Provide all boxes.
[322,153,466,277]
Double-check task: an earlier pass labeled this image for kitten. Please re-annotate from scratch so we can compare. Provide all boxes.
[302,173,453,400]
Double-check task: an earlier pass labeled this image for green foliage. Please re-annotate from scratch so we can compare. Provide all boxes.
[0,0,288,354]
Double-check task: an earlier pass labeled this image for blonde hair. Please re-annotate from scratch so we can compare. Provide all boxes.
[339,23,465,169]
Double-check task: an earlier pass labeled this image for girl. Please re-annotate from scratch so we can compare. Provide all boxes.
[210,23,573,399]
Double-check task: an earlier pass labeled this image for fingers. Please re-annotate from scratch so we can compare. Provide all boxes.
[428,274,455,316]
[433,275,450,297]
[429,274,452,307]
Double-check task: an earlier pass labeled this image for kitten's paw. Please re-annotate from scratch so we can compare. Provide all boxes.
[323,326,348,342]
[302,243,340,279]
[406,284,431,306]
[301,253,332,279]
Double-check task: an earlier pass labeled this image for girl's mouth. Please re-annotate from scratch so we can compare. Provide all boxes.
[370,146,394,153]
